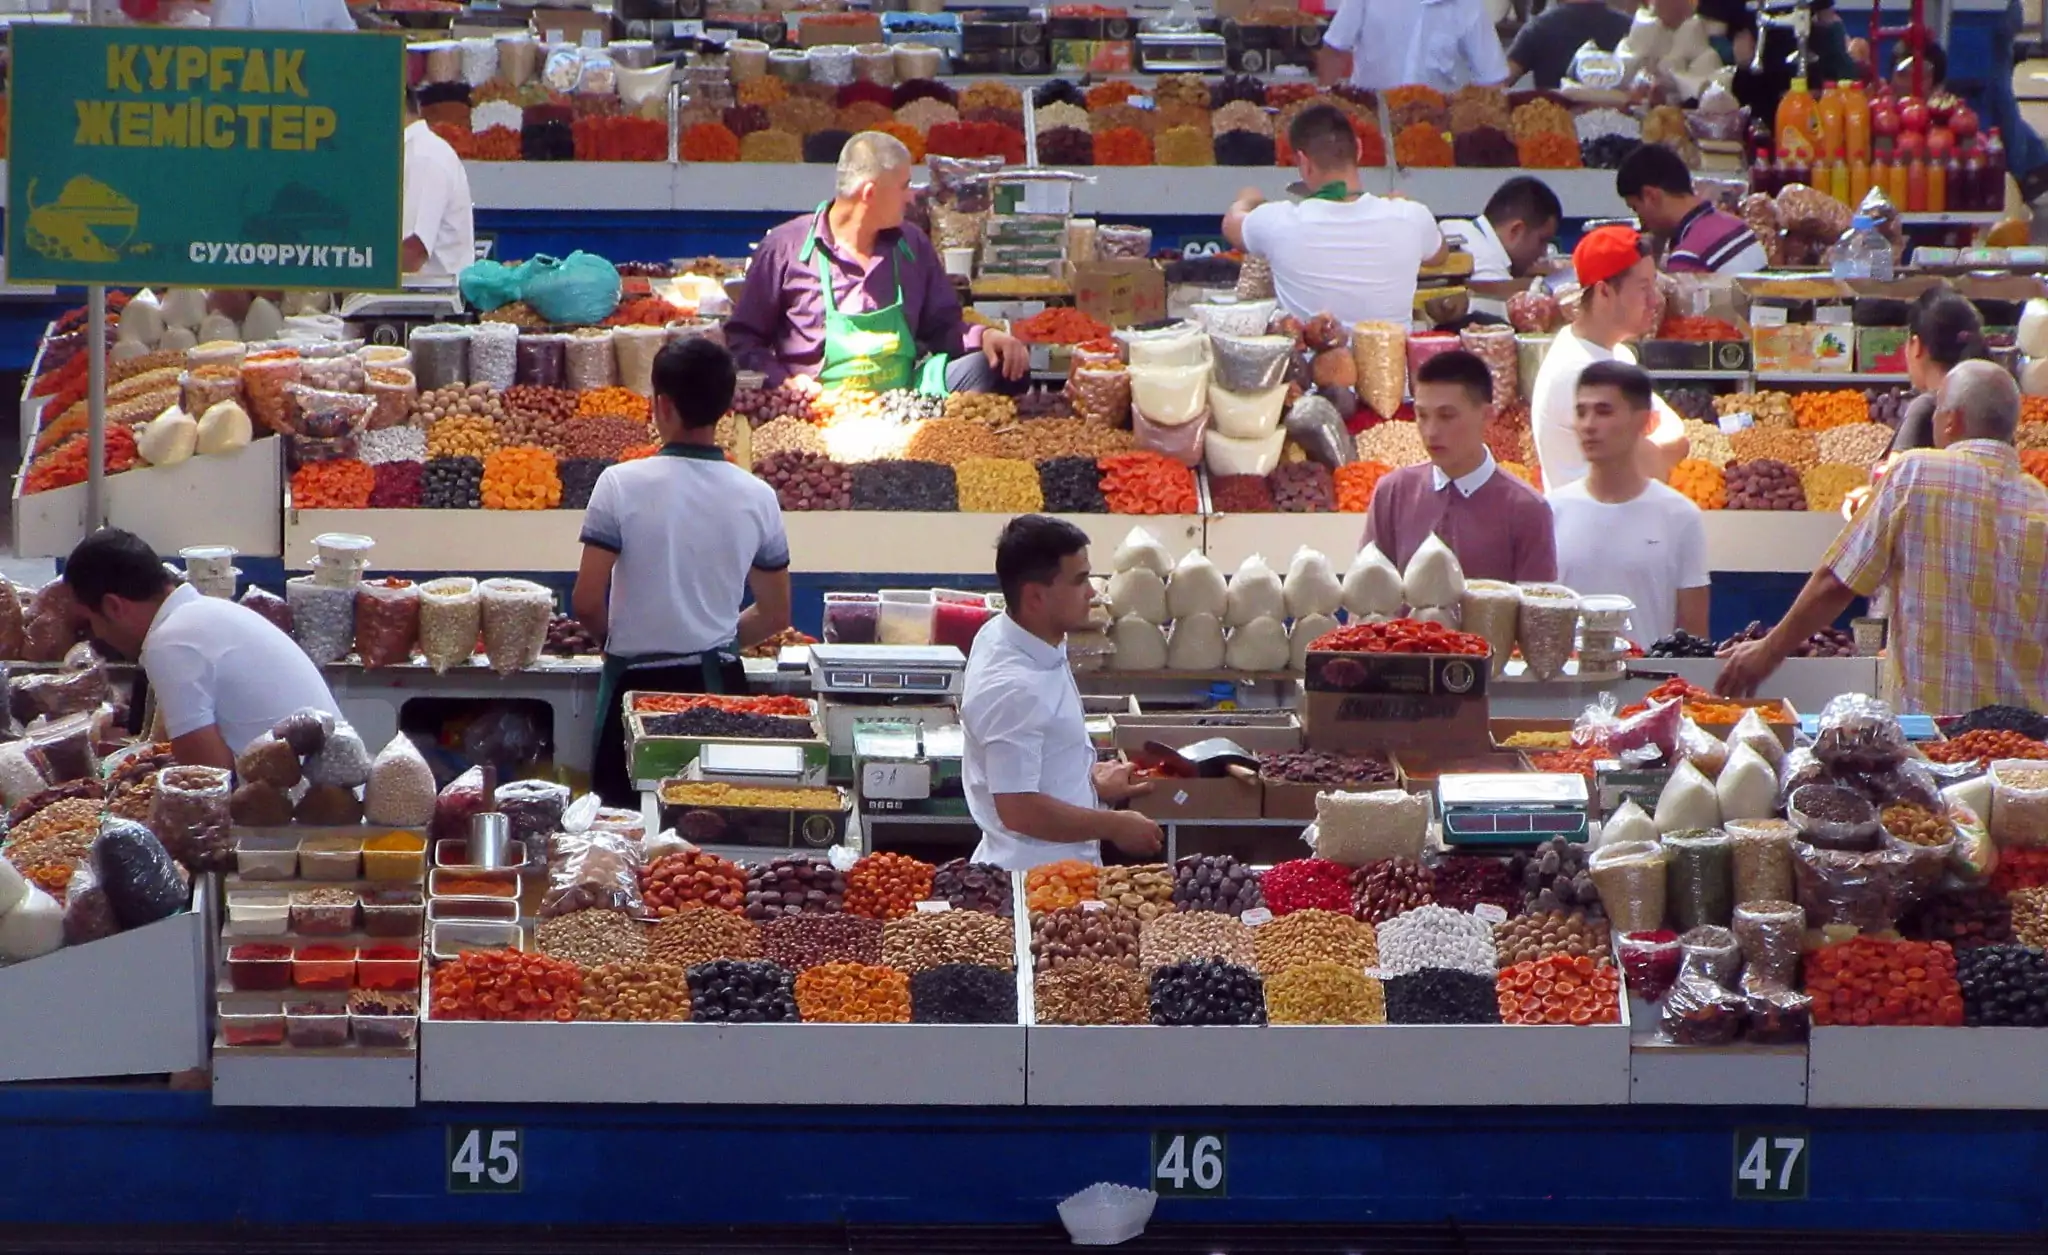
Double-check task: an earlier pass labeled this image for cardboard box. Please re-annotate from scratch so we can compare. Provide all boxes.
[1752,322,1854,373]
[1303,650,1490,698]
[1112,712,1296,822]
[1392,748,1530,796]
[1134,773,1264,821]
[656,785,852,850]
[1489,718,1579,750]
[1261,777,1397,822]
[1857,326,1910,374]
[1691,698,1800,750]
[1303,690,1493,758]
[624,696,829,782]
[1049,37,1133,72]
[530,7,614,44]
[1595,760,1673,818]
[1068,259,1165,328]
[790,11,881,45]
[1636,336,1754,373]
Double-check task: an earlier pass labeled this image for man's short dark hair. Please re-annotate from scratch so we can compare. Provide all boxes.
[1576,359,1655,412]
[651,338,737,429]
[995,514,1089,607]
[1413,349,1495,408]
[1287,104,1358,170]
[63,528,171,610]
[1483,176,1562,231]
[1615,142,1695,200]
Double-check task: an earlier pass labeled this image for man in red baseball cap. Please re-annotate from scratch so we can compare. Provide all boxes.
[1527,224,1689,492]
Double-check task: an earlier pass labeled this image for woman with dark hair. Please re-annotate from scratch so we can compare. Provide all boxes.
[1890,285,1991,454]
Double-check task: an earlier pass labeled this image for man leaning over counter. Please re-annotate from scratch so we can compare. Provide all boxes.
[724,131,1030,397]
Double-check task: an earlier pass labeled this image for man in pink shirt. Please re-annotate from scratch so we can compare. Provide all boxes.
[1362,349,1559,583]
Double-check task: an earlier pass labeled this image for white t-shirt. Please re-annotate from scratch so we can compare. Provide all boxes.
[140,584,342,757]
[1241,196,1443,327]
[212,0,355,30]
[578,448,790,658]
[1324,0,1510,91]
[402,120,476,279]
[1548,479,1709,646]
[962,614,1103,871]
[1529,326,1684,492]
[1439,216,1514,283]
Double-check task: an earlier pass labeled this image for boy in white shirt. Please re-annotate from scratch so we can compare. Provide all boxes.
[1549,359,1710,647]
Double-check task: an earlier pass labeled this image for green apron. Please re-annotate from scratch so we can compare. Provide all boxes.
[591,441,740,774]
[800,205,950,396]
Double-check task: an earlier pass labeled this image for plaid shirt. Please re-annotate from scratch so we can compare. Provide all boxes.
[1825,439,2048,715]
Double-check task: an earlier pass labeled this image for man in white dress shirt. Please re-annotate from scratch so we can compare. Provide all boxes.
[401,90,476,280]
[212,0,355,31]
[961,516,1161,871]
[1319,0,1509,92]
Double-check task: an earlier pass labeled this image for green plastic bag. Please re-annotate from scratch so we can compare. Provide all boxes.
[459,258,531,314]
[522,251,622,326]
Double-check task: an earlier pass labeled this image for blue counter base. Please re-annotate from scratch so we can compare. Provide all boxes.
[2,1087,2045,1232]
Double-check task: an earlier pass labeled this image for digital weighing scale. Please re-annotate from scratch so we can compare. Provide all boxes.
[807,644,968,698]
[1437,773,1590,847]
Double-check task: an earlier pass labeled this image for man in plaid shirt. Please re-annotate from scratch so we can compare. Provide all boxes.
[1719,361,2048,715]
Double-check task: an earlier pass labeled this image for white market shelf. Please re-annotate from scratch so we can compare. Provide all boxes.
[211,1048,419,1108]
[418,1017,1028,1104]
[1396,167,1623,220]
[1628,1039,1810,1106]
[1623,656,1878,712]
[465,159,680,212]
[0,882,211,1083]
[1754,372,1911,385]
[14,438,285,560]
[1645,369,1753,380]
[1807,1026,2048,1108]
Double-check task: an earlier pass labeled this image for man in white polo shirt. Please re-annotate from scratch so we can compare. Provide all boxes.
[401,89,475,280]
[63,529,340,767]
[962,516,1161,871]
[573,339,792,804]
[1223,104,1446,332]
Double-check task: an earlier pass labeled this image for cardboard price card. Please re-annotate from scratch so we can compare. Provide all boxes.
[8,26,404,290]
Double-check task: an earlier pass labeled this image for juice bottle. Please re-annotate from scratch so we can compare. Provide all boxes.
[1844,82,1871,162]
[1928,156,1947,212]
[1827,149,1851,203]
[1984,129,2008,208]
[1906,156,1928,211]
[1849,151,1872,206]
[1818,83,1847,159]
[1776,78,1821,164]
[1888,151,1911,206]
[1751,149,1779,195]
[1962,145,1988,211]
[1871,149,1894,206]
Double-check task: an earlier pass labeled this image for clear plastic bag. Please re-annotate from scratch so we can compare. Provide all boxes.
[479,578,553,674]
[1812,693,1908,773]
[516,334,568,388]
[1459,581,1520,677]
[1588,839,1669,934]
[1514,584,1581,682]
[1208,334,1294,393]
[1132,404,1209,467]
[150,764,232,872]
[1731,900,1802,989]
[565,329,617,392]
[541,829,646,917]
[1678,719,1729,779]
[1067,365,1131,427]
[469,322,518,391]
[418,577,481,672]
[305,723,373,789]
[1664,828,1734,931]
[91,815,188,929]
[22,579,81,663]
[1284,393,1357,468]
[365,367,417,430]
[1617,930,1682,1000]
[363,734,438,828]
[1791,837,1907,932]
[26,712,96,783]
[409,325,470,391]
[431,765,488,841]
[1989,760,2048,849]
[241,585,293,635]
[354,578,420,669]
[1350,321,1406,418]
[497,779,569,876]
[1578,693,1681,766]
[0,575,23,660]
[61,862,121,945]
[1310,789,1429,866]
[1788,783,1881,851]
[1658,934,1747,1045]
[286,384,374,439]
[285,577,355,665]
[301,353,366,393]
[1726,817,1796,903]
[11,656,108,723]
[614,325,665,396]
[465,706,542,766]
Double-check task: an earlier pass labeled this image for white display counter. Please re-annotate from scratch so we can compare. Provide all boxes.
[13,439,285,560]
[1807,1027,2048,1108]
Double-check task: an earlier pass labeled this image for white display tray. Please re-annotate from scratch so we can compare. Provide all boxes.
[211,1047,419,1108]
[1623,656,1880,712]
[1628,1039,1810,1106]
[12,437,284,560]
[0,880,211,1082]
[418,1016,1028,1105]
[1807,1026,2048,1108]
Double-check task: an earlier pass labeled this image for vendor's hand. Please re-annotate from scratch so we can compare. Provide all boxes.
[982,328,1030,381]
[1714,638,1783,699]
[1093,760,1155,805]
[1104,808,1165,857]
[1840,483,1874,522]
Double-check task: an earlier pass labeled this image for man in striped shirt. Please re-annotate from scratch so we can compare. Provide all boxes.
[1717,361,2048,715]
[1616,142,1769,275]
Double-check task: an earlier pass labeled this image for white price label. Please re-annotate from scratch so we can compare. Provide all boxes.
[1239,907,1273,927]
[862,760,932,802]
[1173,789,1191,806]
[914,900,952,913]
[1361,967,1390,980]
[1473,903,1509,924]
[1080,899,1108,912]
[1718,411,1755,434]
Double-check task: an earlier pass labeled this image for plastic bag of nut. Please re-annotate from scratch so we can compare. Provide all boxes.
[149,764,232,872]
[542,830,646,918]
[286,577,356,666]
[1989,760,2048,849]
[417,577,482,673]
[365,367,417,430]
[1067,365,1132,427]
[1788,783,1882,851]
[1657,925,1746,1045]
[1458,323,1517,415]
[478,578,554,674]
[1791,838,1908,932]
[1515,583,1581,682]
[354,578,420,669]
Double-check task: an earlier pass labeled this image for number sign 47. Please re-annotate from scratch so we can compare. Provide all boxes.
[1734,1128,1808,1200]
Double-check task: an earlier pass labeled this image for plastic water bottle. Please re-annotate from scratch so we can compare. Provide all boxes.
[1832,215,1894,281]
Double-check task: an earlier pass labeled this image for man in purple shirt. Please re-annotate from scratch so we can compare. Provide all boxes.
[724,131,1030,394]
[1362,349,1558,584]
[1616,142,1769,275]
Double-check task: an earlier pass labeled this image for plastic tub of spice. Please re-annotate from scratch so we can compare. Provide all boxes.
[361,887,426,937]
[357,944,422,992]
[290,888,360,936]
[235,835,300,879]
[350,1006,419,1049]
[285,1001,351,1048]
[431,838,526,872]
[362,831,428,882]
[298,835,363,881]
[292,945,357,991]
[227,943,294,991]
[878,589,935,646]
[429,867,521,899]
[931,592,997,652]
[219,1002,285,1047]
[227,890,291,936]
[427,895,519,925]
[823,593,881,644]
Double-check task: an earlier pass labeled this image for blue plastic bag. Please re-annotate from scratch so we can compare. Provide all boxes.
[522,251,622,325]
[459,258,531,314]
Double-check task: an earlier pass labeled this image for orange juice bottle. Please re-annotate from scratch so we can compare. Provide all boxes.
[1906,156,1928,211]
[1844,82,1871,162]
[1928,158,1947,212]
[1888,151,1911,205]
[1871,148,1893,204]
[1849,151,1872,206]
[1777,78,1821,164]
[1827,149,1851,203]
[1818,83,1847,158]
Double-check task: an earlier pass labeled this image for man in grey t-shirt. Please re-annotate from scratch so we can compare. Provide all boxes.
[1506,0,1634,87]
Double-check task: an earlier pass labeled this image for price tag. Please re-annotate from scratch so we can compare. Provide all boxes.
[1472,903,1508,924]
[447,1126,523,1194]
[862,760,931,802]
[1151,1130,1227,1197]
[1021,180,1072,217]
[914,900,952,913]
[1172,789,1191,806]
[579,28,604,47]
[1718,411,1755,434]
[1362,967,1390,980]
[1734,1128,1808,1200]
[1239,907,1273,927]
[1080,899,1108,912]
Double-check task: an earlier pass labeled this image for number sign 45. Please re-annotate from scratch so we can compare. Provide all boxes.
[448,1126,523,1194]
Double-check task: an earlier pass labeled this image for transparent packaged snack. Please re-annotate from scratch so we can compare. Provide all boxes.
[565,329,617,392]
[516,334,568,388]
[149,764,232,872]
[240,351,303,434]
[1812,693,1908,772]
[1789,783,1881,850]
[417,576,482,672]
[286,384,373,440]
[542,830,646,917]
[364,367,417,430]
[469,322,518,391]
[92,816,188,929]
[409,325,470,391]
[26,712,96,783]
[1989,760,2048,849]
[478,578,553,674]
[1726,817,1796,903]
[1664,828,1734,930]
[1731,899,1802,988]
[354,578,421,669]
[1791,838,1907,932]
[1588,839,1669,934]
[301,352,366,393]
[286,577,356,666]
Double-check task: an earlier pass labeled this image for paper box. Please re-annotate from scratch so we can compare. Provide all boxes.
[1303,650,1490,697]
[1133,772,1264,821]
[530,7,614,44]
[791,12,882,45]
[1112,712,1296,821]
[1751,322,1854,373]
[1049,37,1133,73]
[1262,775,1398,821]
[1303,691,1493,758]
[1068,259,1165,328]
[1393,748,1530,796]
[1595,760,1673,818]
[1857,326,1910,374]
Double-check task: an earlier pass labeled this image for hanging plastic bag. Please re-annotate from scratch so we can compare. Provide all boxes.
[522,251,624,326]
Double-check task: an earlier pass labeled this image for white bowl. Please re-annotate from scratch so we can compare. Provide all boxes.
[1578,594,1635,633]
[1057,1183,1157,1247]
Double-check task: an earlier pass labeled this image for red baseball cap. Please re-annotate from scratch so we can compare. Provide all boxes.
[1573,225,1646,289]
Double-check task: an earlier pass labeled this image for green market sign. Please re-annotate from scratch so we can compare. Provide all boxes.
[7,25,405,290]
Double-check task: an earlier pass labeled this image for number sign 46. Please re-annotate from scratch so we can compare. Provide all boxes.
[1152,1130,1227,1197]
